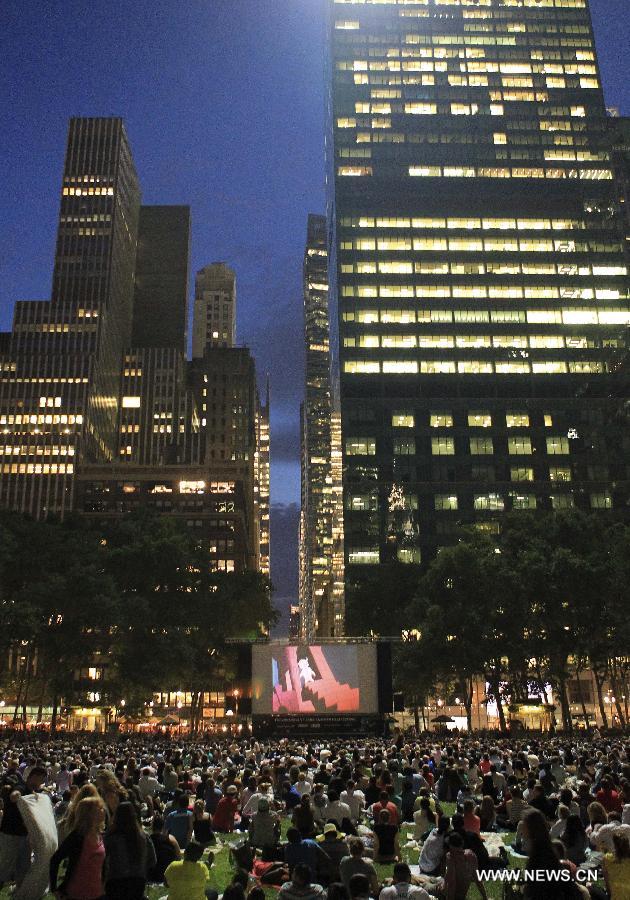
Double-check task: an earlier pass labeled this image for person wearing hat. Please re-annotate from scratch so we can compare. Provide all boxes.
[316,822,349,884]
[249,796,281,853]
[212,784,239,833]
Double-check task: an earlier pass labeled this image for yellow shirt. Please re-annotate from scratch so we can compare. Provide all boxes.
[165,860,209,900]
[605,854,630,900]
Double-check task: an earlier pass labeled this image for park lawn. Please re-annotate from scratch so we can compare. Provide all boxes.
[0,807,527,900]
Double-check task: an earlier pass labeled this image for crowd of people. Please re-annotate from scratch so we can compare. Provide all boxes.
[0,732,628,899]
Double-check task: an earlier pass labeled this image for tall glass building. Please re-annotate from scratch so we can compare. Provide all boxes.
[300,215,345,639]
[326,0,630,587]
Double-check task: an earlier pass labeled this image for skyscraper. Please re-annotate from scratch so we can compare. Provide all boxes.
[0,118,140,517]
[300,215,345,639]
[192,262,237,355]
[132,205,191,353]
[327,0,630,604]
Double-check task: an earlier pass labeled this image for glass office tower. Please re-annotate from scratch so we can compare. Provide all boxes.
[326,0,630,591]
[300,215,345,639]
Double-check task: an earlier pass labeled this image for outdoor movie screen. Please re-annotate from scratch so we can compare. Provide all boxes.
[252,643,379,716]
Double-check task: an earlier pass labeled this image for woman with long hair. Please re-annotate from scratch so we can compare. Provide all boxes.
[104,800,156,899]
[561,814,588,866]
[522,809,582,899]
[50,796,106,900]
[58,784,102,842]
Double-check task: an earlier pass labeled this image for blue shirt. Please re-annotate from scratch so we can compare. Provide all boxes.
[165,809,193,849]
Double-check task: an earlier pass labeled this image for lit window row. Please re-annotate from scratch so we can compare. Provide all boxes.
[341,281,625,296]
[342,308,630,325]
[0,463,74,475]
[344,359,606,374]
[62,187,114,196]
[0,414,83,426]
[344,334,614,350]
[406,165,611,179]
[339,216,590,231]
[0,445,75,456]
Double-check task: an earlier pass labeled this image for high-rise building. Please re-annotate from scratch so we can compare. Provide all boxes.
[255,381,271,577]
[132,206,191,353]
[327,0,630,603]
[299,215,345,639]
[192,262,237,356]
[0,118,141,518]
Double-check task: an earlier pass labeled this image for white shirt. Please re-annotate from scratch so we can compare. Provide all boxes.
[326,800,352,827]
[591,823,630,853]
[340,789,365,822]
[295,778,313,796]
[419,829,446,874]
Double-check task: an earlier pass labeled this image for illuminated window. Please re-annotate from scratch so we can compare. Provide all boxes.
[551,494,574,510]
[122,397,141,408]
[590,493,612,509]
[346,438,376,456]
[549,467,572,482]
[470,437,494,455]
[383,361,418,373]
[392,413,415,428]
[510,494,537,510]
[398,548,421,564]
[435,494,458,511]
[430,413,453,428]
[506,413,530,428]
[179,480,205,494]
[348,549,379,565]
[468,411,492,428]
[432,437,455,456]
[546,437,570,455]
[474,494,504,511]
[508,437,532,455]
[393,439,415,456]
[511,466,534,482]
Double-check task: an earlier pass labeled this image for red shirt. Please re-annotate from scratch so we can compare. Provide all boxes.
[372,800,399,826]
[596,788,622,814]
[66,835,105,900]
[463,812,481,835]
[212,795,239,832]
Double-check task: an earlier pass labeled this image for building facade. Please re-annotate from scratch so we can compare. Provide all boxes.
[131,205,191,353]
[0,118,141,518]
[192,262,237,356]
[299,215,346,639]
[326,0,630,592]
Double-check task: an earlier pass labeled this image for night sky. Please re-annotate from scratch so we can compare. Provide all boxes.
[1,0,629,621]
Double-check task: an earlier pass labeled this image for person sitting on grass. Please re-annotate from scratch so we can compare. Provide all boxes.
[373,808,400,864]
[378,862,433,900]
[339,837,379,896]
[442,831,488,900]
[278,863,326,900]
[164,841,217,900]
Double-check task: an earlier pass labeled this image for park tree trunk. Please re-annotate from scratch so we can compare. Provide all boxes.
[51,694,59,734]
[593,668,609,730]
[489,665,507,734]
[575,672,590,730]
[609,658,626,728]
[557,674,572,732]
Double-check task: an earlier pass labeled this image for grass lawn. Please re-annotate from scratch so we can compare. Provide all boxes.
[0,806,530,900]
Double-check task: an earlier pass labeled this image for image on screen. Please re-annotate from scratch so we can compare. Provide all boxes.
[252,643,379,716]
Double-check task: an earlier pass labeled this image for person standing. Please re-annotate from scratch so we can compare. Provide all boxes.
[0,765,48,892]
